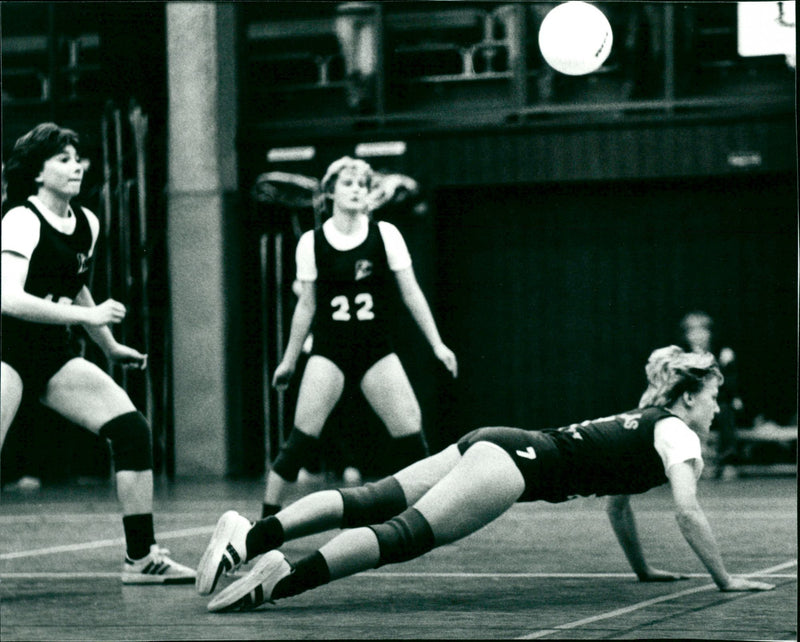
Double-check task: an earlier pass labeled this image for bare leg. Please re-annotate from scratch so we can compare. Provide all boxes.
[263,470,292,509]
[415,442,525,545]
[321,442,524,579]
[10,358,193,579]
[392,444,462,504]
[115,470,153,515]
[319,526,381,580]
[361,354,421,439]
[39,358,152,514]
[278,490,344,539]
[264,356,344,506]
[361,354,429,473]
[1,362,23,452]
[206,442,523,609]
[0,362,24,483]
[272,444,462,543]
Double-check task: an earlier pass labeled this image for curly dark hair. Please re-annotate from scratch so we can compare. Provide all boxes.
[2,123,80,210]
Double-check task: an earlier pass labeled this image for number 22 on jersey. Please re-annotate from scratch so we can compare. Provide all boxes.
[331,293,375,321]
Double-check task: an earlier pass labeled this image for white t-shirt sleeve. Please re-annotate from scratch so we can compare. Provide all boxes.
[82,207,101,257]
[654,417,704,479]
[377,221,412,272]
[1,206,41,259]
[295,230,317,281]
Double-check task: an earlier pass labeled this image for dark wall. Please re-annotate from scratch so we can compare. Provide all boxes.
[239,116,797,474]
[402,115,797,186]
[429,172,797,447]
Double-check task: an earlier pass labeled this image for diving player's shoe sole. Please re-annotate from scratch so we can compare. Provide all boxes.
[207,551,291,612]
[196,510,251,595]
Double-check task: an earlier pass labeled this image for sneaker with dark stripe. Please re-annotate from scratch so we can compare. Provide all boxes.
[122,544,196,584]
[196,510,252,595]
[207,550,291,612]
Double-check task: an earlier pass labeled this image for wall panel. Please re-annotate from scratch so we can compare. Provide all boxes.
[398,115,795,186]
[429,173,797,447]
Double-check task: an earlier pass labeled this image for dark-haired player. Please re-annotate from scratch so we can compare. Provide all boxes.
[1,122,194,584]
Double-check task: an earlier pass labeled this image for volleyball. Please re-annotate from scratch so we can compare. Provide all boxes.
[538,2,613,76]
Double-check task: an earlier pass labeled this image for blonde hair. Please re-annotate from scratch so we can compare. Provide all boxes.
[320,156,373,194]
[638,345,723,408]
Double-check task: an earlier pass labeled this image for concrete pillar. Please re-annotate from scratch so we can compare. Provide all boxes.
[165,2,237,477]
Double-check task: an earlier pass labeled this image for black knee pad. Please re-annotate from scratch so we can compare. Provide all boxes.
[99,411,153,472]
[271,428,320,482]
[369,507,435,567]
[392,432,429,469]
[339,476,407,528]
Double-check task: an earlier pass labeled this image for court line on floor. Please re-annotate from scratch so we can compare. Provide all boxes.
[366,571,797,579]
[514,559,797,640]
[0,526,214,560]
[2,570,795,580]
[0,514,218,524]
[2,571,795,581]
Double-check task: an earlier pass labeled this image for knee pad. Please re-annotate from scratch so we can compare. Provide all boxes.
[271,428,320,482]
[369,507,435,567]
[99,411,152,472]
[392,432,429,469]
[339,476,407,528]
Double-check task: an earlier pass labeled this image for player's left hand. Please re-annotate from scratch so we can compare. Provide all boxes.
[433,343,458,378]
[107,344,148,370]
[637,567,690,582]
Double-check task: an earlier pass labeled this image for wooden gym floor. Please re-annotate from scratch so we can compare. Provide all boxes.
[1,474,796,640]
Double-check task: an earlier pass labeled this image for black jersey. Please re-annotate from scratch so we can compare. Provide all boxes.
[544,406,675,498]
[2,200,94,351]
[457,407,677,502]
[311,220,395,347]
[16,200,93,301]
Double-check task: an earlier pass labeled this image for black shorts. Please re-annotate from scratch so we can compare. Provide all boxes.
[2,327,81,400]
[311,334,394,383]
[457,426,571,503]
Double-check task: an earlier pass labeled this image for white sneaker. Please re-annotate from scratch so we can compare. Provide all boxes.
[122,544,196,584]
[207,550,291,612]
[196,510,252,595]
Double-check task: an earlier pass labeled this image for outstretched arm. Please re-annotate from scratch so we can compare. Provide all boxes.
[607,494,688,582]
[393,266,457,377]
[667,461,774,591]
[273,280,316,390]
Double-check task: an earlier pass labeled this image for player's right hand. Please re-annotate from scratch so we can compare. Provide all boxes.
[86,299,126,325]
[720,577,775,592]
[272,361,295,391]
[433,343,458,378]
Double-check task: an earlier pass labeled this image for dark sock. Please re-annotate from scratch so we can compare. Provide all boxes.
[272,551,330,600]
[261,502,281,519]
[123,513,155,560]
[393,433,429,469]
[245,516,284,561]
